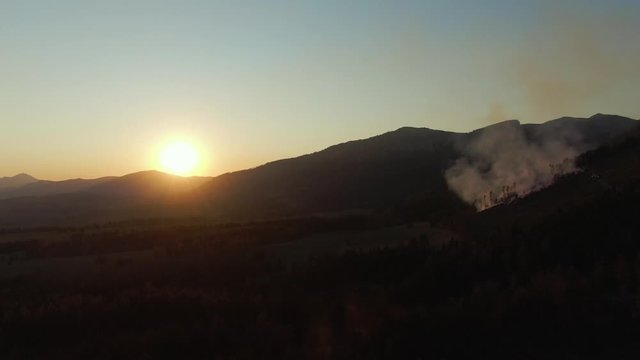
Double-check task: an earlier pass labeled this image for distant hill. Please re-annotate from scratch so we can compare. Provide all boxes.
[0,171,210,227]
[0,176,115,199]
[0,171,210,201]
[87,170,210,198]
[0,114,636,227]
[0,173,37,192]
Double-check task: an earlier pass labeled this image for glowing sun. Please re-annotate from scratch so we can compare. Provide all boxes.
[159,141,200,176]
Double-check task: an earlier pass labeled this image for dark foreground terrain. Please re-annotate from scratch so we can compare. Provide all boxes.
[2,192,640,359]
[1,121,640,359]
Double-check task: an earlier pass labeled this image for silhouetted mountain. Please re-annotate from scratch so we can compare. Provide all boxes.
[476,119,640,227]
[86,170,210,198]
[0,114,636,227]
[195,126,468,220]
[0,171,210,227]
[0,173,37,191]
[196,114,637,220]
[523,113,639,147]
[0,176,115,199]
[0,171,209,201]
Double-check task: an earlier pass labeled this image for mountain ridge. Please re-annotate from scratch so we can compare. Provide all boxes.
[0,114,637,227]
[191,114,638,217]
[0,173,38,191]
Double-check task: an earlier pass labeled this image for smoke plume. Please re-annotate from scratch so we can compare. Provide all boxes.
[514,3,639,118]
[445,120,583,210]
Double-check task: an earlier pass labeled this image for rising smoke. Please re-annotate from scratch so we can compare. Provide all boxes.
[445,120,584,211]
[514,2,639,119]
[450,3,640,211]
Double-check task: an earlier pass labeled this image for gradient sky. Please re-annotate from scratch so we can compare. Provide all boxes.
[1,0,639,180]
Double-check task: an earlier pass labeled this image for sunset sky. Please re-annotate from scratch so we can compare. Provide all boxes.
[1,0,639,180]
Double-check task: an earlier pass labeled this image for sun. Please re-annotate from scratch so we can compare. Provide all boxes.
[159,141,200,176]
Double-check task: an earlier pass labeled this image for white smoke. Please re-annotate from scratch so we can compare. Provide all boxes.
[445,120,582,211]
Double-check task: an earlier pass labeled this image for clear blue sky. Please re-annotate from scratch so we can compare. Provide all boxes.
[1,0,639,179]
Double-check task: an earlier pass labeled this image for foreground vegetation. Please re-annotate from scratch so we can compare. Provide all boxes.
[0,179,639,359]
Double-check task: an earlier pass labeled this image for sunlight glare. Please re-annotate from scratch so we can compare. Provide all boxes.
[159,141,200,176]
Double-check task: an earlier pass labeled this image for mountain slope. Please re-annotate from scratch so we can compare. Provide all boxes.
[195,127,468,219]
[476,120,640,228]
[0,176,115,199]
[0,114,636,227]
[0,171,210,227]
[87,170,210,198]
[195,114,638,219]
[0,173,37,192]
[522,113,638,146]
